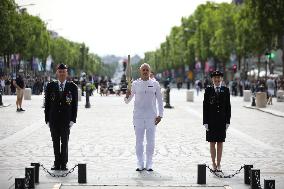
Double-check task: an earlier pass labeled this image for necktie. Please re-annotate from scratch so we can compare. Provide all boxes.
[60,83,64,92]
[216,87,220,94]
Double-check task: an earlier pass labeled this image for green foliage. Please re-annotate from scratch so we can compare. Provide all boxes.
[0,0,104,77]
[143,0,284,76]
[0,0,17,54]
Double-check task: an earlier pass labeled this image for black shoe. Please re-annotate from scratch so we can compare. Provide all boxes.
[61,165,68,171]
[146,168,153,172]
[16,108,21,112]
[51,165,60,170]
[20,108,25,111]
[136,168,143,172]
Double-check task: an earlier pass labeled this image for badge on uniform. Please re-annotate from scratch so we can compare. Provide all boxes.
[51,92,56,101]
[66,91,72,105]
[209,96,217,104]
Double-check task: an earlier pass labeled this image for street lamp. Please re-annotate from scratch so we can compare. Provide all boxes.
[16,3,35,13]
[17,3,35,8]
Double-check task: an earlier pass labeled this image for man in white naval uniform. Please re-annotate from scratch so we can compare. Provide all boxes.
[124,63,164,172]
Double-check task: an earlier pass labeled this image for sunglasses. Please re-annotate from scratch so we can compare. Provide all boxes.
[142,69,149,72]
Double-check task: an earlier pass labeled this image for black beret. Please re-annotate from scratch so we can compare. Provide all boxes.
[57,63,68,70]
[210,70,223,78]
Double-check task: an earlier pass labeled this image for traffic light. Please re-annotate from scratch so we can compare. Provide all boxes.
[265,52,275,59]
[232,64,237,73]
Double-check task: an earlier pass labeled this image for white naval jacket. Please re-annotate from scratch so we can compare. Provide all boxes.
[124,78,164,119]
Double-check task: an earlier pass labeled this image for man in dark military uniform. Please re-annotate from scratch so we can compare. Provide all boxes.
[203,70,231,172]
[44,64,78,170]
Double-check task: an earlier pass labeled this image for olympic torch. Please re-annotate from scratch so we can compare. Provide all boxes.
[126,55,132,90]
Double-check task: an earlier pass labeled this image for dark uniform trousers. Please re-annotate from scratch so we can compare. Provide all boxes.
[50,122,70,167]
[45,81,78,167]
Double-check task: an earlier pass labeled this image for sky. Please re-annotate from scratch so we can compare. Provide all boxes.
[15,0,231,57]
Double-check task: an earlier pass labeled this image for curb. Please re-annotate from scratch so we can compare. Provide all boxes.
[244,105,284,118]
[57,183,230,188]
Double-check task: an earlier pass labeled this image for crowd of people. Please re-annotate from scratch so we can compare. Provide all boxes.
[191,77,284,100]
[0,74,45,96]
[0,73,131,99]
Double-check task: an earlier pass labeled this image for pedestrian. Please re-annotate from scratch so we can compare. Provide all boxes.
[10,77,16,95]
[195,80,200,96]
[203,70,231,172]
[44,64,78,170]
[0,76,5,94]
[5,76,11,95]
[124,63,164,172]
[232,79,238,96]
[266,76,275,105]
[13,72,25,112]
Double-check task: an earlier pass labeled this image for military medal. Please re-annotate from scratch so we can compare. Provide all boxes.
[210,95,216,104]
[66,91,72,105]
[51,92,55,101]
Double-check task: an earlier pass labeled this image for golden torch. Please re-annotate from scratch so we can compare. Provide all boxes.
[126,55,132,90]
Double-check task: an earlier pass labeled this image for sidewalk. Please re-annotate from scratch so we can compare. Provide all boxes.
[0,90,284,189]
[242,97,284,117]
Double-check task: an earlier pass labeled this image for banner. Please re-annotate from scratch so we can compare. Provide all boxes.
[11,54,19,66]
[0,57,4,69]
[46,55,52,71]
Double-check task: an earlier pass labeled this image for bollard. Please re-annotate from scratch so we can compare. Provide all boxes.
[244,164,253,184]
[15,178,25,189]
[24,88,32,100]
[250,169,261,189]
[276,90,284,102]
[78,88,82,101]
[0,93,3,106]
[251,96,256,106]
[0,86,3,106]
[197,164,206,184]
[25,166,35,189]
[243,90,251,102]
[164,87,173,108]
[78,163,87,183]
[31,163,40,183]
[186,90,194,102]
[264,179,275,189]
[256,92,267,108]
[85,85,91,108]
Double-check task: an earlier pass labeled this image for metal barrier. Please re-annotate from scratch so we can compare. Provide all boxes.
[78,163,87,183]
[25,166,35,189]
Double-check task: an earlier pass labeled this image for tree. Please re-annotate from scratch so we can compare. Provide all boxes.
[246,0,284,76]
[210,3,236,75]
[0,0,17,72]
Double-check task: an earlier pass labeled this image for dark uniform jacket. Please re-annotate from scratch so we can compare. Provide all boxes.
[45,81,78,126]
[203,85,231,141]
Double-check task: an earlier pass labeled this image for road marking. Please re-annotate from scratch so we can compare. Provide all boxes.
[224,185,233,189]
[53,183,61,189]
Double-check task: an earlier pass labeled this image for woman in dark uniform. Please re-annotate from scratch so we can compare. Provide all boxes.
[203,71,231,171]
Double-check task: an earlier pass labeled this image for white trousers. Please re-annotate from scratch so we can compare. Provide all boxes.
[133,118,156,169]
